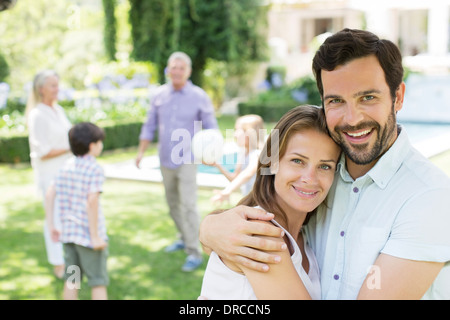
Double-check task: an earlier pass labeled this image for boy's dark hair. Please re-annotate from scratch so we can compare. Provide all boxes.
[69,122,105,156]
[312,28,404,101]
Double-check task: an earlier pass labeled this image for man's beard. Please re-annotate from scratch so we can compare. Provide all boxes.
[331,106,397,165]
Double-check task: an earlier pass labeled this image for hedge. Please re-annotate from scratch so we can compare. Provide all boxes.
[0,134,29,163]
[237,75,322,122]
[101,122,143,151]
[237,100,299,122]
[0,122,143,163]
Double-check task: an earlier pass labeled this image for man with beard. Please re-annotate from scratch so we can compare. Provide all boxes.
[199,29,450,299]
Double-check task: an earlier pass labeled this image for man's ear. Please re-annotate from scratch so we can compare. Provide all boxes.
[394,82,406,113]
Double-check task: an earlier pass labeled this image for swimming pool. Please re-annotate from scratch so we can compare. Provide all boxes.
[197,153,238,174]
[401,121,450,158]
[103,121,450,188]
[197,121,450,174]
[401,122,450,141]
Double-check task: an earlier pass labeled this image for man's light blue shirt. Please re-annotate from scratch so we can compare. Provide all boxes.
[306,126,450,299]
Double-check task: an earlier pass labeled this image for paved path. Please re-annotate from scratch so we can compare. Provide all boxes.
[104,128,450,187]
[104,156,230,189]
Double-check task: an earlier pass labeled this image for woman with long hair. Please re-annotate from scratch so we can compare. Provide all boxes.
[200,105,341,299]
[26,70,72,278]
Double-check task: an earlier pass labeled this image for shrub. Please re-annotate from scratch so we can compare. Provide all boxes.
[238,100,297,123]
[237,75,321,122]
[102,122,142,150]
[1,98,26,115]
[0,52,10,83]
[0,99,148,163]
[0,122,144,163]
[266,65,286,89]
[0,133,29,163]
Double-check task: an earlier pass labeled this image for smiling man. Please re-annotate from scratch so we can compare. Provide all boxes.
[199,29,450,299]
[320,55,403,177]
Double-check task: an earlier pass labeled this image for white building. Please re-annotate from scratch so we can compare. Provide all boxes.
[268,0,450,80]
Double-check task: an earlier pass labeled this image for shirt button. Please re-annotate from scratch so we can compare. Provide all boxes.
[353,187,359,193]
[340,231,345,237]
[334,274,340,280]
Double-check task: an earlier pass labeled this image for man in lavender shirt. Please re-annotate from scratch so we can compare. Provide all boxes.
[136,51,218,272]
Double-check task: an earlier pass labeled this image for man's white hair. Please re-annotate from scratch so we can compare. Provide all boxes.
[168,51,192,68]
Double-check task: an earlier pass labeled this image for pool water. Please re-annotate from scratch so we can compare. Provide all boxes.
[400,122,450,143]
[197,122,450,175]
[198,152,237,174]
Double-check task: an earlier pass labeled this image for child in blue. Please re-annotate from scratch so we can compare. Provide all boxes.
[45,122,108,300]
[210,114,265,205]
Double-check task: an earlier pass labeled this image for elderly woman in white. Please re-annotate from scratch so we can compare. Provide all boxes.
[26,70,72,278]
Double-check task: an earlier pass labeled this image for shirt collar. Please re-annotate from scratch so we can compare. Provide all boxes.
[338,125,411,189]
[78,154,95,161]
[169,80,192,93]
[36,102,56,112]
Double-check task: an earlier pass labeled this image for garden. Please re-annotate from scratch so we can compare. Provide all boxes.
[0,0,317,298]
[2,138,450,300]
[0,122,248,300]
[2,0,450,301]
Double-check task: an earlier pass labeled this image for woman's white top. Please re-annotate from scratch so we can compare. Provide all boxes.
[28,103,73,193]
[200,219,321,300]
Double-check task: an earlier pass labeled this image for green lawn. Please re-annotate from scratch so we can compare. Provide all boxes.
[1,143,450,300]
[0,147,243,300]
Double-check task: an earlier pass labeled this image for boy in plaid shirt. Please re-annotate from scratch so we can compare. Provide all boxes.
[46,122,108,300]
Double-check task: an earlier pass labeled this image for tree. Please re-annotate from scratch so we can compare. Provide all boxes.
[127,0,268,86]
[0,0,106,93]
[0,51,9,82]
[102,0,117,61]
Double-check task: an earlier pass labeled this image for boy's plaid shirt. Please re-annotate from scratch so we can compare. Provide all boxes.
[54,155,107,248]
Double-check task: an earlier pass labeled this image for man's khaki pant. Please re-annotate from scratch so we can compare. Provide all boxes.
[160,164,201,258]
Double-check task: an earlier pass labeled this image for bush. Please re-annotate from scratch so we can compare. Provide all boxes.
[238,100,297,122]
[237,75,321,122]
[0,133,29,163]
[1,98,26,115]
[290,76,322,106]
[266,65,286,88]
[0,52,10,83]
[102,122,142,150]
[0,122,144,163]
[0,98,148,163]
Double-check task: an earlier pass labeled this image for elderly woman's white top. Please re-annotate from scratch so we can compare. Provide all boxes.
[28,103,73,193]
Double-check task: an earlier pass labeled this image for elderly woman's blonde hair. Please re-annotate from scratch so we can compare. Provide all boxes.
[25,69,59,121]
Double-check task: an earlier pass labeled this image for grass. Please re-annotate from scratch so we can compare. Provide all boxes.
[2,131,450,299]
[0,114,244,300]
[0,145,243,300]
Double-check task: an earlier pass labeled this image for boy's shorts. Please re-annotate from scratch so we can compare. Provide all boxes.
[63,243,109,287]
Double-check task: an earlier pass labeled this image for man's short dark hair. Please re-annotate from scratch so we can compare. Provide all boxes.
[312,28,404,101]
[69,122,105,156]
